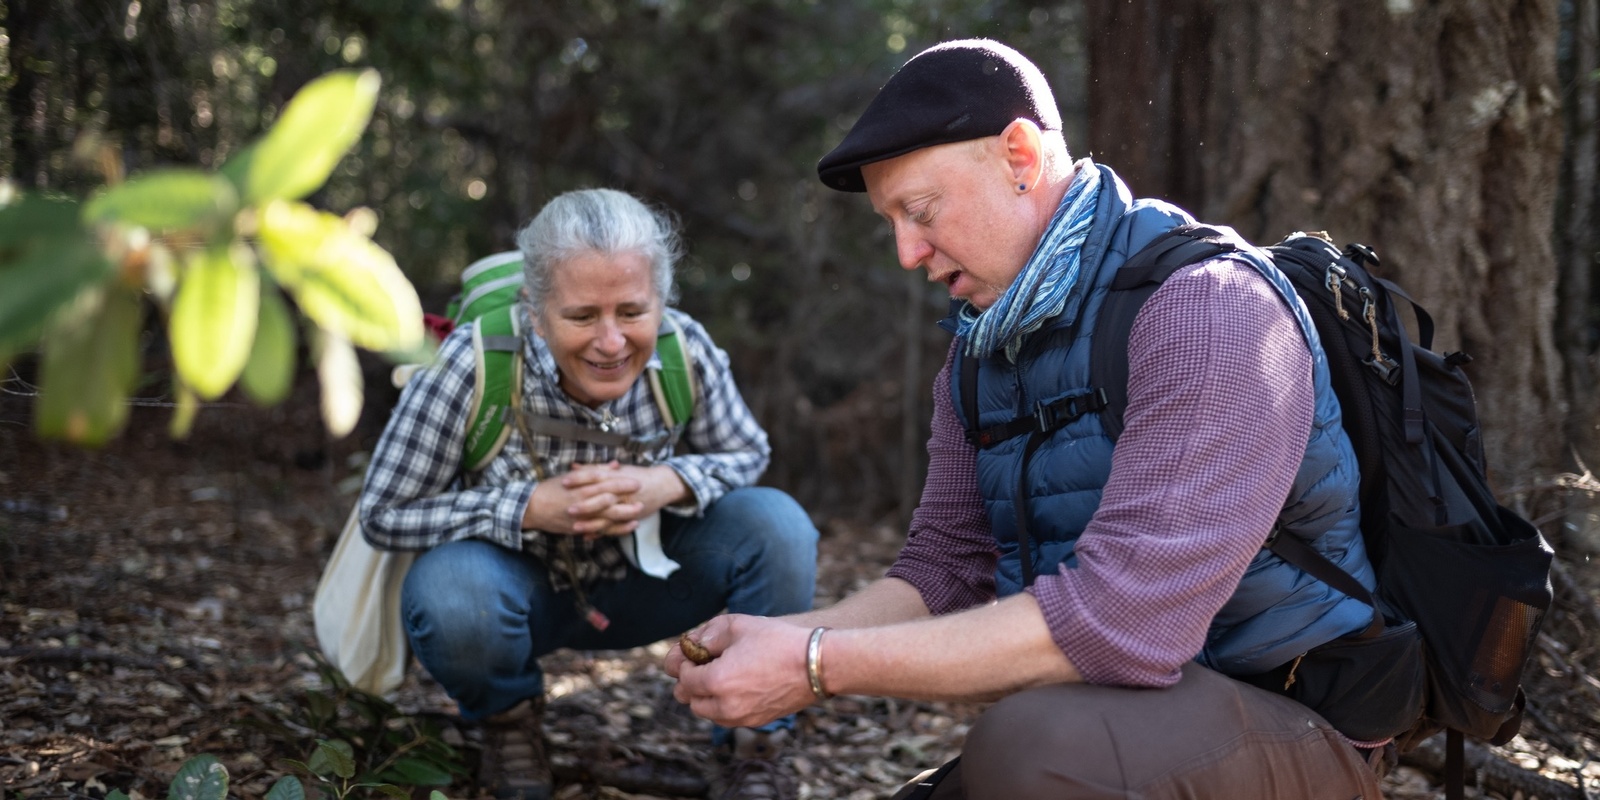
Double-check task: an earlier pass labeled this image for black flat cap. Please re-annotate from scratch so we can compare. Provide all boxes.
[817,39,1061,193]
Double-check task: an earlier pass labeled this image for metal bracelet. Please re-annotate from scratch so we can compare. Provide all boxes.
[806,626,831,701]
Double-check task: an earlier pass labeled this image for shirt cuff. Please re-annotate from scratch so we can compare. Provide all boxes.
[661,462,712,516]
[499,479,537,549]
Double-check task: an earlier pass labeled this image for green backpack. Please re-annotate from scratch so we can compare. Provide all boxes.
[404,250,698,471]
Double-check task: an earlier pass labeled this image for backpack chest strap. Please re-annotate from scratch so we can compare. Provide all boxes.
[516,413,674,457]
[964,388,1110,449]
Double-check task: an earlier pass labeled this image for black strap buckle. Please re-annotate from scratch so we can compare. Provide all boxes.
[967,389,1110,448]
[1033,389,1109,434]
[1263,523,1283,549]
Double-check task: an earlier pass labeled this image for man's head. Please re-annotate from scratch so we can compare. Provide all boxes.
[819,40,1075,310]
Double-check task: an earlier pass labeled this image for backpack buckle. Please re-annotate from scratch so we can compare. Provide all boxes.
[1033,389,1109,434]
[1034,398,1070,432]
[1263,524,1283,549]
[1366,354,1400,384]
[1346,242,1380,269]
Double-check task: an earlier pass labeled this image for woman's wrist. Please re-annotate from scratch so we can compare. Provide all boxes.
[521,479,565,532]
[646,464,693,510]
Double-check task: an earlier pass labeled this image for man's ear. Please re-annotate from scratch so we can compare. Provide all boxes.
[999,118,1044,189]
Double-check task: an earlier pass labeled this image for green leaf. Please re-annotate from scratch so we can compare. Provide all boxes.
[0,190,79,245]
[166,754,229,800]
[83,169,238,231]
[107,792,131,800]
[241,287,297,405]
[430,792,450,800]
[35,285,143,446]
[314,330,363,438]
[240,69,380,203]
[217,142,259,198]
[168,381,199,439]
[0,195,114,362]
[311,739,357,780]
[379,757,455,787]
[170,244,260,400]
[263,776,306,800]
[303,750,332,778]
[361,784,411,799]
[257,201,422,353]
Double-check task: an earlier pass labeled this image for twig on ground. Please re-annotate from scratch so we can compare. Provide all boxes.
[1400,734,1586,800]
[1554,559,1600,632]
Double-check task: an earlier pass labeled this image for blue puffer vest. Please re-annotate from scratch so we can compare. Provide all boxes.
[945,163,1376,675]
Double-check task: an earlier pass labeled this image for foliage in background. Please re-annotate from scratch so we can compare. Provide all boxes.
[1,0,1086,520]
[4,1,1595,520]
[0,65,422,446]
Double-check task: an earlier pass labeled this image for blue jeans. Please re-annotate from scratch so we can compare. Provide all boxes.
[401,486,817,739]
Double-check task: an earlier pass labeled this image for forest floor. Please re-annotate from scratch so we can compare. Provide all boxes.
[2,378,1599,800]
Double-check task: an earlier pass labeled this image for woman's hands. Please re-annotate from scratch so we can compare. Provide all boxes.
[522,461,690,537]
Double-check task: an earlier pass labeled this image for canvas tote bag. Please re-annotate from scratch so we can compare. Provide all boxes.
[313,506,416,695]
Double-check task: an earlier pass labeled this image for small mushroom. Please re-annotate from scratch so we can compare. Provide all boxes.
[679,632,713,665]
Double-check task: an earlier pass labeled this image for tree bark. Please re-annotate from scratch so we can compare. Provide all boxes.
[1086,0,1569,484]
[1559,0,1600,468]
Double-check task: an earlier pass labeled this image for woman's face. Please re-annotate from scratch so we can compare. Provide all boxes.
[530,249,662,408]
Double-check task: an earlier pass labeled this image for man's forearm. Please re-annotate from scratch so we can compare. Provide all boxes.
[820,592,1080,702]
[783,577,933,630]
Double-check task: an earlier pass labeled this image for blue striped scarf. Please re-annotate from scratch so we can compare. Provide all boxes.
[958,164,1101,360]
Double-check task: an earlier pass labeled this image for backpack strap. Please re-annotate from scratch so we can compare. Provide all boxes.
[648,314,698,428]
[1265,525,1386,638]
[463,305,523,471]
[958,351,980,437]
[516,414,674,457]
[1089,224,1239,439]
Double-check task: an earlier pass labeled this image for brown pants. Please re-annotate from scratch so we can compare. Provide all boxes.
[891,663,1384,800]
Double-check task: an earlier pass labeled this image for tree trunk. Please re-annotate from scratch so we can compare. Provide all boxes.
[1559,0,1599,468]
[1086,0,1569,485]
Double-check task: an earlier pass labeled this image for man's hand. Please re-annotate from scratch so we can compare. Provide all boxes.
[667,614,817,729]
[670,593,1082,711]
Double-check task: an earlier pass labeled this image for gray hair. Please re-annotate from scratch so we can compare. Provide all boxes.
[515,188,682,315]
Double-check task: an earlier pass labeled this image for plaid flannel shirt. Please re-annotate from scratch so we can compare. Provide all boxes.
[358,307,771,589]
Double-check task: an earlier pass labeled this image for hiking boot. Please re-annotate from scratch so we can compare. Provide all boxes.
[478,697,552,800]
[712,727,796,800]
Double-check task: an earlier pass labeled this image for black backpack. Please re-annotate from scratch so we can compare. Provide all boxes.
[1089,223,1555,799]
